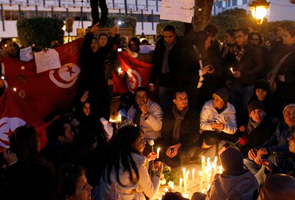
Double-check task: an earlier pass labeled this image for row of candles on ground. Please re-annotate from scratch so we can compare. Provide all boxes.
[180,156,223,194]
[156,156,223,199]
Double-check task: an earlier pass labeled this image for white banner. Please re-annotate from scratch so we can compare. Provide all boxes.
[35,49,61,73]
[160,0,194,23]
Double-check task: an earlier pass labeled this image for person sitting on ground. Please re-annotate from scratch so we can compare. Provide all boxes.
[199,88,237,158]
[127,87,163,142]
[50,164,93,200]
[41,116,99,168]
[118,92,135,121]
[238,101,278,158]
[191,147,258,200]
[244,104,295,184]
[96,125,163,200]
[250,79,274,117]
[3,125,53,200]
[159,90,200,167]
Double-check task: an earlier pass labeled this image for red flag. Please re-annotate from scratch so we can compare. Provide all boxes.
[0,89,48,153]
[2,38,83,119]
[112,51,153,94]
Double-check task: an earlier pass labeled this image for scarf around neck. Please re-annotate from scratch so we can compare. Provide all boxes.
[172,104,189,144]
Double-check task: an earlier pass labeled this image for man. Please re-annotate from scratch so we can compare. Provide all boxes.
[159,91,199,167]
[244,104,295,184]
[90,0,108,26]
[149,25,182,111]
[127,87,163,141]
[230,28,265,125]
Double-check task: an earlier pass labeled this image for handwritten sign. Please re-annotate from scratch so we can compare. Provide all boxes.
[160,0,194,23]
[35,49,61,73]
[20,46,33,62]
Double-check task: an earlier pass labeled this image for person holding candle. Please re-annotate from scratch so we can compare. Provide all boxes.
[96,125,163,200]
[199,88,238,158]
[159,90,200,167]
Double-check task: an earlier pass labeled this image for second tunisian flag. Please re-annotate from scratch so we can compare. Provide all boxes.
[112,51,153,94]
[2,38,83,119]
[0,89,48,153]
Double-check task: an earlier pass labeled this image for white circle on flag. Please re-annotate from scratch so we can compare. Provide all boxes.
[49,63,80,88]
[126,69,142,93]
[0,117,26,149]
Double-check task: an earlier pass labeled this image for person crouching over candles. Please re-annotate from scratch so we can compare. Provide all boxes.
[191,147,258,200]
[199,88,238,158]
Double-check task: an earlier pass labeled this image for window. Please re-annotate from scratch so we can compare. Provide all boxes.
[218,1,222,8]
[243,0,248,4]
[227,0,231,7]
[232,0,237,6]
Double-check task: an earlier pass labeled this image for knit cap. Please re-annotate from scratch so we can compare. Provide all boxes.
[214,88,229,105]
[247,100,265,115]
[283,104,295,115]
[220,147,244,172]
[255,79,270,91]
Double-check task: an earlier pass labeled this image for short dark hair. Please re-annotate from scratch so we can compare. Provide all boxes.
[236,28,250,36]
[286,27,295,37]
[226,29,236,38]
[134,87,148,97]
[98,33,108,39]
[278,22,294,30]
[173,90,187,100]
[46,119,67,142]
[204,24,219,37]
[163,25,176,34]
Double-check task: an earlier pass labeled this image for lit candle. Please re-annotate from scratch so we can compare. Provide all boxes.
[230,67,234,74]
[13,87,17,92]
[118,67,122,73]
[179,178,183,188]
[168,181,175,189]
[183,168,187,193]
[192,168,195,181]
[182,194,188,198]
[156,147,161,159]
[199,170,203,192]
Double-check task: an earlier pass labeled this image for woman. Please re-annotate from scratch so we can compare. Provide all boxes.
[97,125,163,200]
[50,164,93,200]
[268,27,295,117]
[4,125,53,200]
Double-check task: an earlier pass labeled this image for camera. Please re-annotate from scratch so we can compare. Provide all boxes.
[208,65,215,71]
[117,44,127,52]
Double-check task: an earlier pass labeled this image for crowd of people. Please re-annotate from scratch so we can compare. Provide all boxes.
[1,20,295,200]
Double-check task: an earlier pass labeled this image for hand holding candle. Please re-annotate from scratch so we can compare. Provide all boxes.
[157,147,161,159]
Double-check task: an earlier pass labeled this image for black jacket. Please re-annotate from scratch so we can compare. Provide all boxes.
[161,107,200,147]
[150,37,183,88]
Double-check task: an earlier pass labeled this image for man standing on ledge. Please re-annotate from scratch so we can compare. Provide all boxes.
[90,0,108,26]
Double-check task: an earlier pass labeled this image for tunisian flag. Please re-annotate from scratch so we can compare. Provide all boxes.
[1,38,83,119]
[0,89,49,153]
[112,51,153,94]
